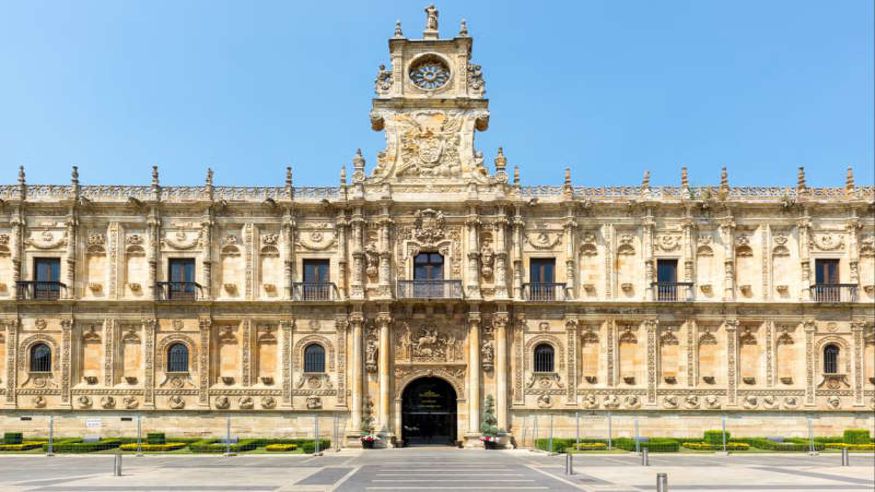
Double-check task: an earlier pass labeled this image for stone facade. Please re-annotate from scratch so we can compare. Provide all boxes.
[0,8,873,445]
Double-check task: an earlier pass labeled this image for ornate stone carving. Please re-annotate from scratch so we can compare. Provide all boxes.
[215,396,230,409]
[413,209,446,244]
[655,233,682,252]
[374,64,393,95]
[704,395,721,409]
[396,322,463,363]
[524,231,562,250]
[306,395,322,409]
[101,396,116,409]
[123,395,138,409]
[239,396,254,409]
[481,338,495,371]
[261,396,276,409]
[168,395,185,409]
[78,395,92,408]
[811,232,844,251]
[536,394,552,408]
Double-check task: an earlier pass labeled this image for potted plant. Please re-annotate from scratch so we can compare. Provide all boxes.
[360,398,379,449]
[480,394,502,450]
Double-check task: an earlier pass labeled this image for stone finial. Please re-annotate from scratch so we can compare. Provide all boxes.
[845,166,855,195]
[563,168,573,198]
[285,166,293,190]
[340,165,347,186]
[423,4,439,39]
[459,19,469,37]
[494,147,506,173]
[393,20,403,38]
[796,166,807,193]
[71,165,79,188]
[151,165,160,190]
[513,165,520,185]
[205,168,214,188]
[18,165,25,186]
[719,166,729,195]
[641,170,651,190]
[680,166,689,190]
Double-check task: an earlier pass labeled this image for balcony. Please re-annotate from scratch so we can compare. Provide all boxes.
[156,282,203,301]
[652,282,694,302]
[811,284,857,303]
[16,281,66,300]
[292,282,338,301]
[522,282,567,301]
[396,280,463,300]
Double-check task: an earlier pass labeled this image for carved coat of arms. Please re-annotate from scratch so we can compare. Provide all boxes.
[413,209,446,244]
[397,112,462,177]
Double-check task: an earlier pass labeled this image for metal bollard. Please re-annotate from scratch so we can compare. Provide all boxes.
[841,447,849,466]
[656,472,667,492]
[113,453,122,476]
[564,453,574,475]
[641,447,649,466]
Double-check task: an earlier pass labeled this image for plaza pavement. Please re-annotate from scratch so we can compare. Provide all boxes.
[0,447,872,491]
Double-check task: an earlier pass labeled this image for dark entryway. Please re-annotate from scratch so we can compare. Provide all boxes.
[401,377,457,446]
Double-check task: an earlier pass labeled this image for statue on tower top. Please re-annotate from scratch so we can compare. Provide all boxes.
[424,4,439,39]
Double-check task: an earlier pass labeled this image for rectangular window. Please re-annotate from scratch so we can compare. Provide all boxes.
[303,259,330,283]
[168,258,196,300]
[814,259,839,285]
[656,259,679,301]
[413,253,443,281]
[33,258,61,299]
[529,258,556,300]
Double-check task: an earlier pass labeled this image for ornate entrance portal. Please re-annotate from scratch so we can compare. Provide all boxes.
[401,377,458,446]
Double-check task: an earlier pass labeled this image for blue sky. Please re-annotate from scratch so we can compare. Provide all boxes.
[1,1,872,188]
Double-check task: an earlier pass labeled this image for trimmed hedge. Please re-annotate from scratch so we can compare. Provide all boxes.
[703,430,728,446]
[573,442,608,451]
[825,443,875,451]
[146,433,166,445]
[3,433,23,445]
[843,429,871,445]
[188,439,259,453]
[119,442,188,452]
[265,443,299,452]
[682,441,749,451]
[737,438,824,452]
[614,438,680,453]
[43,439,122,453]
[0,441,45,451]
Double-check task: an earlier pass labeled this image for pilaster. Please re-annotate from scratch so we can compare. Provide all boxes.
[725,319,738,407]
[494,311,509,429]
[851,321,865,406]
[143,318,156,409]
[645,318,658,406]
[466,310,481,443]
[804,320,816,406]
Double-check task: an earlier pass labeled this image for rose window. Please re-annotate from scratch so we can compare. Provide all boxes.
[409,57,450,90]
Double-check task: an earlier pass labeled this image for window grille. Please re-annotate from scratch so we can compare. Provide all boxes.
[167,343,189,372]
[304,344,326,373]
[823,344,839,374]
[30,343,52,372]
[533,343,555,372]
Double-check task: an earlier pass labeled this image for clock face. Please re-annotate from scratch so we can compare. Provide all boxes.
[409,57,450,90]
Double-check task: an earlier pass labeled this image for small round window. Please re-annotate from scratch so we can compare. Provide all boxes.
[409,56,450,90]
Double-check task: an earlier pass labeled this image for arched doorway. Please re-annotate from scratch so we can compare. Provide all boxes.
[401,377,457,446]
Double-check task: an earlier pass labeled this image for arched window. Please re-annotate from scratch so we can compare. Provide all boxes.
[533,343,555,373]
[304,344,326,373]
[30,343,52,372]
[823,344,839,374]
[167,343,189,372]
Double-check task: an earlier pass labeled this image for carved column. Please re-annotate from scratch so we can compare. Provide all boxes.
[377,312,392,435]
[512,207,524,299]
[336,210,348,299]
[563,211,577,300]
[281,319,294,408]
[198,318,211,407]
[725,319,739,406]
[645,319,658,405]
[643,209,655,301]
[282,210,295,299]
[349,312,364,435]
[60,318,73,408]
[108,222,120,300]
[378,209,393,298]
[335,316,348,408]
[686,320,696,387]
[467,311,481,437]
[241,319,252,387]
[201,214,213,300]
[762,225,771,301]
[494,312,509,429]
[64,211,78,299]
[606,319,616,386]
[565,319,578,405]
[350,208,364,299]
[719,216,736,301]
[604,224,615,299]
[104,319,115,387]
[147,208,160,300]
[847,218,861,288]
[5,320,18,407]
[682,215,695,286]
[466,207,481,299]
[851,321,865,406]
[798,215,811,301]
[143,319,156,409]
[494,208,508,299]
[512,314,525,405]
[765,320,774,387]
[10,209,24,285]
[804,320,816,406]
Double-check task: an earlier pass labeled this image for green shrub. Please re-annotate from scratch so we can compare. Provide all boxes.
[534,438,579,453]
[573,442,608,451]
[614,438,679,452]
[0,441,44,451]
[43,439,122,453]
[119,442,187,452]
[682,441,749,451]
[843,429,871,445]
[703,430,729,446]
[825,443,875,451]
[188,439,259,453]
[3,433,23,445]
[738,438,823,452]
[146,433,166,445]
[265,443,298,452]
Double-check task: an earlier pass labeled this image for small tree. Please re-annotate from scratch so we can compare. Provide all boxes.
[480,394,499,439]
[361,398,375,436]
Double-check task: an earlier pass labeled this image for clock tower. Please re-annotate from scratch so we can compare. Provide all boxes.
[368,5,491,185]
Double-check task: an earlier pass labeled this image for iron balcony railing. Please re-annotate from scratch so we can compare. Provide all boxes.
[156,281,203,301]
[16,281,66,300]
[396,280,463,300]
[652,282,694,302]
[522,282,567,301]
[292,282,338,301]
[811,284,858,303]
